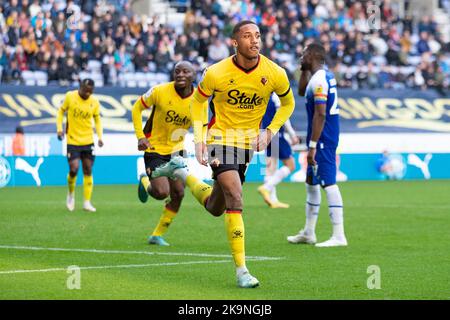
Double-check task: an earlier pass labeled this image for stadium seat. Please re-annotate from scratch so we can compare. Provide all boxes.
[90,72,104,87]
[407,56,422,66]
[87,60,102,73]
[34,71,48,86]
[155,73,170,82]
[124,73,137,87]
[22,70,35,86]
[135,72,148,88]
[79,71,90,81]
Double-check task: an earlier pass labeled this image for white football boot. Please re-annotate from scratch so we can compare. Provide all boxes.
[315,236,348,247]
[287,229,317,244]
[83,200,97,212]
[66,192,75,212]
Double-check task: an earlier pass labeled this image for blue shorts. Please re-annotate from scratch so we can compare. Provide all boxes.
[307,146,337,186]
[266,134,292,160]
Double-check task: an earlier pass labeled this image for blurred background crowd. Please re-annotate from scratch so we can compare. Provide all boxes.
[0,0,449,92]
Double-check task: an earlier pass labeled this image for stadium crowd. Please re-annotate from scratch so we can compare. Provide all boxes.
[0,0,449,91]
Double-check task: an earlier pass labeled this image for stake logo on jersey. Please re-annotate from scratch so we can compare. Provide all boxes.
[165,110,190,126]
[227,90,264,110]
[72,107,93,120]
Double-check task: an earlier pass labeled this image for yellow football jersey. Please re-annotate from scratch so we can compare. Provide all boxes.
[56,90,102,146]
[193,54,294,149]
[132,82,206,155]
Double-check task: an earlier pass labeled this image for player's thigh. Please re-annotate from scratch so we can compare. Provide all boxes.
[67,145,81,172]
[80,145,95,175]
[68,158,80,174]
[205,181,227,216]
[150,177,171,196]
[282,155,296,171]
[278,136,292,159]
[216,170,243,208]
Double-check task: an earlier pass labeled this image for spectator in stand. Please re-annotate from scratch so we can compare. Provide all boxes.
[47,59,60,83]
[114,43,133,73]
[133,42,148,72]
[0,0,448,90]
[207,36,229,63]
[59,56,78,85]
[417,32,431,55]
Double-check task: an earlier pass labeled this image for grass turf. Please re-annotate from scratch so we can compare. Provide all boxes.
[0,180,449,300]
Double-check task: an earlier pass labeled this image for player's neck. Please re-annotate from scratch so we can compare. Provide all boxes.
[175,85,194,99]
[311,63,324,75]
[77,90,89,100]
[233,54,259,71]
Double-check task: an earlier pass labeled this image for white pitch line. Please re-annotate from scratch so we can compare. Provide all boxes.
[0,260,233,275]
[0,245,283,261]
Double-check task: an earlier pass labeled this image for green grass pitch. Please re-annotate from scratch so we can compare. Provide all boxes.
[0,180,449,300]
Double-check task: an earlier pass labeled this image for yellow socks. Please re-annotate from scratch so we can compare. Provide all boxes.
[83,175,93,201]
[67,174,77,193]
[225,209,246,268]
[186,175,212,207]
[141,175,151,192]
[152,206,177,236]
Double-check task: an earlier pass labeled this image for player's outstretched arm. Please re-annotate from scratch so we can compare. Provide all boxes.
[94,102,103,147]
[56,94,69,141]
[190,90,209,165]
[266,88,295,137]
[131,97,151,151]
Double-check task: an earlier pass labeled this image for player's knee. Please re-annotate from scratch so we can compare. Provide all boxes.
[222,188,242,208]
[69,170,78,177]
[207,206,225,217]
[151,185,170,200]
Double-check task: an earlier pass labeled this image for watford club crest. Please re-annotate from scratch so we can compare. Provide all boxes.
[261,76,268,85]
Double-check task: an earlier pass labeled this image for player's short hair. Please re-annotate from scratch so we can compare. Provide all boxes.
[232,20,258,38]
[81,78,95,87]
[15,126,24,134]
[307,43,326,64]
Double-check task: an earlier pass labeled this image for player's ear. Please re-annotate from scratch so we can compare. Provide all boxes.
[232,38,238,48]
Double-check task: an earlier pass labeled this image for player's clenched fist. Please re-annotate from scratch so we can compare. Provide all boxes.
[137,138,151,151]
[195,142,208,166]
[252,129,274,151]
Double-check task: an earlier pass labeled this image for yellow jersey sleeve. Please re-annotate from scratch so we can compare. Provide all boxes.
[93,100,103,140]
[191,91,209,144]
[141,86,157,109]
[267,68,295,134]
[56,92,71,133]
[132,86,158,140]
[192,71,213,144]
[197,68,215,98]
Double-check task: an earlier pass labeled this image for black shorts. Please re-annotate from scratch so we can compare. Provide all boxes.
[144,150,186,178]
[67,144,95,162]
[207,144,253,184]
